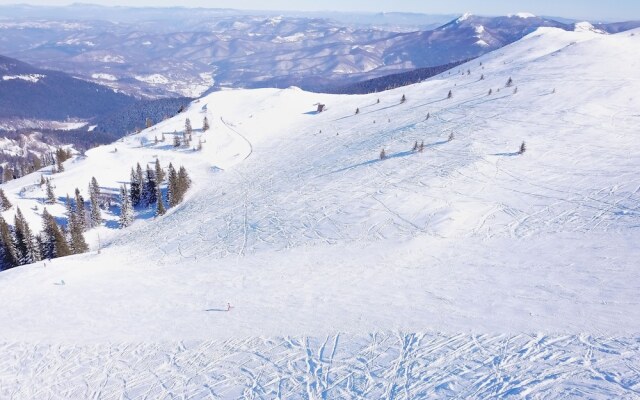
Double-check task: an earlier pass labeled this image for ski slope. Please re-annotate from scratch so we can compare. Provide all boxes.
[1,27,640,398]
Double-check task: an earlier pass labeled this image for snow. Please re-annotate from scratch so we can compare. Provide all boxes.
[90,72,118,81]
[457,12,473,22]
[134,73,169,84]
[509,12,537,19]
[272,32,305,43]
[2,74,45,83]
[1,27,640,397]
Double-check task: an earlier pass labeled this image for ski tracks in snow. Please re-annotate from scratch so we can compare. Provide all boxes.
[2,333,639,399]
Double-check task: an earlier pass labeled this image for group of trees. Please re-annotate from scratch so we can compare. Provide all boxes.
[0,177,102,270]
[119,160,191,228]
[0,147,72,184]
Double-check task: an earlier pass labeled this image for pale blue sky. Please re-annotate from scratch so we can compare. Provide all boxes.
[2,0,639,21]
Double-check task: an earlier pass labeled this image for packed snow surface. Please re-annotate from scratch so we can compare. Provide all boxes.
[1,27,640,398]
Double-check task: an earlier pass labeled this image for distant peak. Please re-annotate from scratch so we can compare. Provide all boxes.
[574,21,605,34]
[508,12,537,19]
[457,13,473,23]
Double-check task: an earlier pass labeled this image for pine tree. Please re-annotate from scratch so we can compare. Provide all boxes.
[45,179,56,204]
[41,208,71,259]
[40,174,45,186]
[161,132,166,142]
[355,107,360,115]
[0,188,12,211]
[167,163,179,207]
[130,166,143,207]
[119,185,134,228]
[412,141,418,151]
[155,186,166,216]
[519,141,527,155]
[143,166,157,207]
[89,177,102,227]
[448,132,455,142]
[2,167,13,183]
[419,141,425,152]
[506,77,513,87]
[0,215,18,270]
[14,207,38,265]
[177,165,191,203]
[173,135,181,147]
[203,116,210,132]
[400,94,406,104]
[55,148,66,172]
[480,74,484,80]
[146,117,153,128]
[448,90,453,99]
[74,188,86,231]
[488,88,493,96]
[155,158,165,183]
[185,118,192,137]
[380,149,386,160]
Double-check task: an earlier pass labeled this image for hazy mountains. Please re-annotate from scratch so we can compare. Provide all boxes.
[2,5,639,98]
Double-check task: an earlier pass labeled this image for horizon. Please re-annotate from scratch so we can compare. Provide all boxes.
[0,1,639,22]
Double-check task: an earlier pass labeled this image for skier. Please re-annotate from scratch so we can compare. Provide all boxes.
[226,302,232,311]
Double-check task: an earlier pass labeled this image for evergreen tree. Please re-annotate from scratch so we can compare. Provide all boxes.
[448,132,455,142]
[74,188,86,231]
[400,94,406,104]
[488,88,493,96]
[119,185,134,228]
[2,167,13,183]
[156,186,166,216]
[55,149,66,172]
[146,117,153,128]
[0,215,18,270]
[68,211,88,255]
[40,174,45,186]
[41,208,71,259]
[355,107,360,115]
[167,163,179,207]
[143,166,157,207]
[506,77,513,87]
[155,158,165,183]
[89,177,102,227]
[203,116,210,131]
[419,141,425,152]
[130,166,143,207]
[412,141,418,151]
[448,90,453,99]
[173,135,181,147]
[185,118,192,137]
[14,207,38,265]
[519,141,527,155]
[380,149,386,160]
[0,188,12,211]
[45,179,56,204]
[177,165,191,203]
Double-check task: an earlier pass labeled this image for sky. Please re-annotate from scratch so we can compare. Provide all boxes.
[1,0,639,21]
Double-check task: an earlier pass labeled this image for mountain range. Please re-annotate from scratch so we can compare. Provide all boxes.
[2,5,639,97]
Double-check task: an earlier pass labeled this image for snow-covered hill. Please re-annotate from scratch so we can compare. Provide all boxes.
[1,26,640,398]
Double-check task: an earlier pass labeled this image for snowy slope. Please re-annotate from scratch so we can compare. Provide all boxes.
[1,27,640,398]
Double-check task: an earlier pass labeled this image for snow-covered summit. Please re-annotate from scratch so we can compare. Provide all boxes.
[508,12,537,19]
